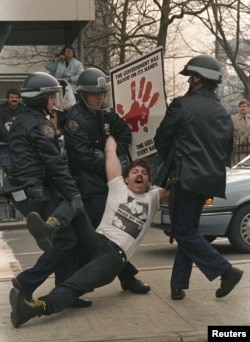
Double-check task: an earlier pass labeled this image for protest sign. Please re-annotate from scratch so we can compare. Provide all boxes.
[111,47,167,160]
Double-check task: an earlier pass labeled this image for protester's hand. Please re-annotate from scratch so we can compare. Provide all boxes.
[70,194,84,216]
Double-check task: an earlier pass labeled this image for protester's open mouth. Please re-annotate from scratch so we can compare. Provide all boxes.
[135,177,143,183]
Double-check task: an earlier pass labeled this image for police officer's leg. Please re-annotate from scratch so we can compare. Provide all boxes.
[12,188,77,298]
[170,188,231,292]
[26,199,76,251]
[16,222,77,295]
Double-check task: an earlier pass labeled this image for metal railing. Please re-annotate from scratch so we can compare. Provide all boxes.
[231,137,250,166]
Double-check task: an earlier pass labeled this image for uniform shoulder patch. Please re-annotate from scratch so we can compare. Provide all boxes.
[67,119,80,133]
[40,123,56,138]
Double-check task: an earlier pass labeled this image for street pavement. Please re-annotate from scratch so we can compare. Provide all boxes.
[0,222,249,342]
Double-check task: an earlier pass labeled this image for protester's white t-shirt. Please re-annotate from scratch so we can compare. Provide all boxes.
[96,176,160,260]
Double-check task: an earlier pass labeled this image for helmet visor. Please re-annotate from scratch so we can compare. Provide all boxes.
[53,89,64,112]
[41,86,63,111]
[77,84,110,94]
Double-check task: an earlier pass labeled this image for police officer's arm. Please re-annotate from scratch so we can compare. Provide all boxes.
[154,99,181,160]
[63,117,105,175]
[104,135,122,181]
[32,129,80,200]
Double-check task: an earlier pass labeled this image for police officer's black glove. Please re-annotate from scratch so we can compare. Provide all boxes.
[70,194,84,217]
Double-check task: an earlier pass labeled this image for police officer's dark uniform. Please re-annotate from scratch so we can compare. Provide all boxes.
[0,72,88,306]
[154,55,243,300]
[61,67,150,294]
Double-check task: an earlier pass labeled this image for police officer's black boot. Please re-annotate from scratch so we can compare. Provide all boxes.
[27,212,60,252]
[11,278,33,301]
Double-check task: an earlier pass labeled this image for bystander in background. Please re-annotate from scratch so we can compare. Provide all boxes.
[0,88,25,173]
[45,45,84,97]
[231,98,250,165]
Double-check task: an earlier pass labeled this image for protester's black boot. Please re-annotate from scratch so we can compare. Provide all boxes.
[12,277,92,308]
[120,277,151,294]
[9,288,47,328]
[27,212,60,251]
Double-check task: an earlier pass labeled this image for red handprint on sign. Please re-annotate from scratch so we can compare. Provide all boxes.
[117,77,159,132]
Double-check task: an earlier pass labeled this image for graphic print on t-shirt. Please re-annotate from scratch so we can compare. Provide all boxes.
[112,195,148,239]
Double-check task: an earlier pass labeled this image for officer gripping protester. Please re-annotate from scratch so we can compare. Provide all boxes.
[0,72,91,308]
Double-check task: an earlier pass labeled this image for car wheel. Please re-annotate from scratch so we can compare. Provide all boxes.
[228,204,250,253]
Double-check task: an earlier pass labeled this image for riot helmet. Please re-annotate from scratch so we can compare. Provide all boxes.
[180,55,222,83]
[21,72,63,112]
[77,68,111,110]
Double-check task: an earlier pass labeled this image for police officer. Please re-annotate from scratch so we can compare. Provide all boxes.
[154,55,243,300]
[61,67,150,294]
[0,72,90,307]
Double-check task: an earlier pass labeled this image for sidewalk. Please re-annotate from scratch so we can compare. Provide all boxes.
[0,219,27,231]
[0,249,249,342]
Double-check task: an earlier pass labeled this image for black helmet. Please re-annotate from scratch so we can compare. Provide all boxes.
[180,55,222,83]
[21,72,62,109]
[77,68,111,109]
[77,68,110,93]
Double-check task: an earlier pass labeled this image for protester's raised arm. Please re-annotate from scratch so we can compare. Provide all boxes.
[105,136,122,181]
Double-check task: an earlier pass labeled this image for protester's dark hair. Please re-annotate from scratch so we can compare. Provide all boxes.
[124,158,152,182]
[58,45,76,58]
[6,88,20,98]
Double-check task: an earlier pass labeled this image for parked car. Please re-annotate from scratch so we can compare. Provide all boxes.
[152,155,250,253]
